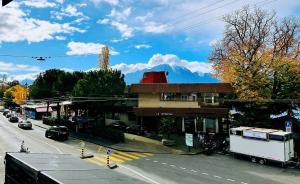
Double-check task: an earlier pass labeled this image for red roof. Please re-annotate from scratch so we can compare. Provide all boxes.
[140,71,167,84]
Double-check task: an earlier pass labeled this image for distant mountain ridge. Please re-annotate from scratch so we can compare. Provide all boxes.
[124,64,219,84]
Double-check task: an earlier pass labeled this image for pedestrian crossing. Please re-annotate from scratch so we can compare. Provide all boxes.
[86,151,154,165]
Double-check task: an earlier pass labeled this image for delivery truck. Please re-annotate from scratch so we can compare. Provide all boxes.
[4,152,145,184]
[229,127,294,167]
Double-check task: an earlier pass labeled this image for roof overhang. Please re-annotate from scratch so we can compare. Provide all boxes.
[131,83,234,93]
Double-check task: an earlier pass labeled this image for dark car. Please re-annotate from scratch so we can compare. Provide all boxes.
[126,124,143,135]
[45,126,69,140]
[107,121,127,131]
[6,113,12,118]
[18,120,32,129]
[9,116,19,123]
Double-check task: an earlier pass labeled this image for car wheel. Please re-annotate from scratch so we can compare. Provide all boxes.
[259,159,265,165]
[251,157,256,163]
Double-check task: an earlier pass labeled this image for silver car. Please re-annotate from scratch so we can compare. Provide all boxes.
[18,120,32,129]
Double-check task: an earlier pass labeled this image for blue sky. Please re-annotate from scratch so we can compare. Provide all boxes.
[0,0,299,82]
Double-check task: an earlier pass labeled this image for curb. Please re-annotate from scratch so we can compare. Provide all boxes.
[70,133,203,155]
[32,122,204,155]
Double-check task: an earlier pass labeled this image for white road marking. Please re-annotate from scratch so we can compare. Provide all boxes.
[180,167,186,170]
[227,179,235,182]
[118,164,161,184]
[201,173,209,175]
[145,158,150,161]
[161,163,167,165]
[153,160,158,163]
[241,182,248,184]
[190,169,197,172]
[170,165,176,167]
[214,175,222,179]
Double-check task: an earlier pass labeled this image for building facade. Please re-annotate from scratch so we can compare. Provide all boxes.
[131,83,234,134]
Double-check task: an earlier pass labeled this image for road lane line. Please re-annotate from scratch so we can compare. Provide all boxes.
[190,169,197,172]
[227,179,235,182]
[201,173,209,175]
[118,164,161,184]
[180,167,186,170]
[170,165,176,167]
[145,158,150,161]
[130,152,148,157]
[142,153,154,156]
[102,154,124,163]
[161,163,167,165]
[241,182,248,184]
[214,175,222,179]
[153,160,158,163]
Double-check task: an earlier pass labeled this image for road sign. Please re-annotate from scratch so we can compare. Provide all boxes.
[106,149,111,155]
[285,121,292,132]
[185,133,193,147]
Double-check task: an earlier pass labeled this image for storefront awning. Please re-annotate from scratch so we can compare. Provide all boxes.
[36,107,53,113]
[133,107,229,117]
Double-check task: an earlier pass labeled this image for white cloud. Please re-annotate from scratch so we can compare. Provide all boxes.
[109,7,131,21]
[98,18,110,24]
[90,0,119,6]
[51,4,89,23]
[66,41,119,56]
[112,53,212,75]
[9,72,40,82]
[0,61,41,72]
[134,44,152,49]
[55,35,66,40]
[56,0,64,3]
[0,3,85,43]
[21,0,56,8]
[141,21,169,33]
[111,21,134,38]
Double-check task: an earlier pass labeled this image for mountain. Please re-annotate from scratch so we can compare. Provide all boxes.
[124,64,219,84]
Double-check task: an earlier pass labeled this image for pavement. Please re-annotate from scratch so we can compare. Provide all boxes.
[1,114,300,184]
[29,118,203,155]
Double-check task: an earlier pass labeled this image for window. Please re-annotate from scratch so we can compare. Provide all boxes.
[269,134,284,141]
[200,93,219,104]
[181,94,189,101]
[161,93,177,101]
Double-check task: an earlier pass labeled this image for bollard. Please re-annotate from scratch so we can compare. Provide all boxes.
[107,155,110,167]
[81,148,85,157]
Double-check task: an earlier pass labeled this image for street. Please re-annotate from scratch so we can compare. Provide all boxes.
[0,114,299,184]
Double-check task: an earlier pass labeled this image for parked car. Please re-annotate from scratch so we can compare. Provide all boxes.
[107,121,127,131]
[6,113,12,118]
[18,120,32,129]
[45,126,69,140]
[126,124,143,135]
[9,116,19,123]
[3,109,10,116]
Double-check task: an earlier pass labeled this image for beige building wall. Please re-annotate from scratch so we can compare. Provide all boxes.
[139,93,200,108]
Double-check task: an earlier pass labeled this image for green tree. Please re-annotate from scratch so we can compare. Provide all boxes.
[159,117,175,139]
[72,70,126,97]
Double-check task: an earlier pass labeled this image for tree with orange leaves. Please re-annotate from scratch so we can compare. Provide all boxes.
[210,7,300,100]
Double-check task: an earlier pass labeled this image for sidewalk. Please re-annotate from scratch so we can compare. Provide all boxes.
[30,119,203,155]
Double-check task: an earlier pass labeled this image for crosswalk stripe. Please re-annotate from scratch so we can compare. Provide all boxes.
[102,154,124,163]
[94,156,107,164]
[115,152,139,159]
[130,152,148,157]
[142,153,154,156]
[111,153,133,161]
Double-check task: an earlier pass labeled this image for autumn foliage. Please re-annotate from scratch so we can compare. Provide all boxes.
[210,7,300,100]
[4,85,28,105]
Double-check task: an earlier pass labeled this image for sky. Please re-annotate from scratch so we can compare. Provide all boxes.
[0,0,299,82]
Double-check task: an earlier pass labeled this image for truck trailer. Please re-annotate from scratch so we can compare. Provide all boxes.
[4,152,145,184]
[229,127,294,166]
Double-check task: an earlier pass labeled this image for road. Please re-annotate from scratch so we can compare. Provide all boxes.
[0,114,299,184]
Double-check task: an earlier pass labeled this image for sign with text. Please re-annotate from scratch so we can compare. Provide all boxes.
[185,133,193,147]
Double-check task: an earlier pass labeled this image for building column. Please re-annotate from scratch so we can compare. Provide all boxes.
[203,118,206,132]
[215,118,219,133]
[182,117,185,132]
[194,118,197,133]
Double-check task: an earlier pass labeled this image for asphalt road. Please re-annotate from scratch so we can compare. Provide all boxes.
[0,114,299,184]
